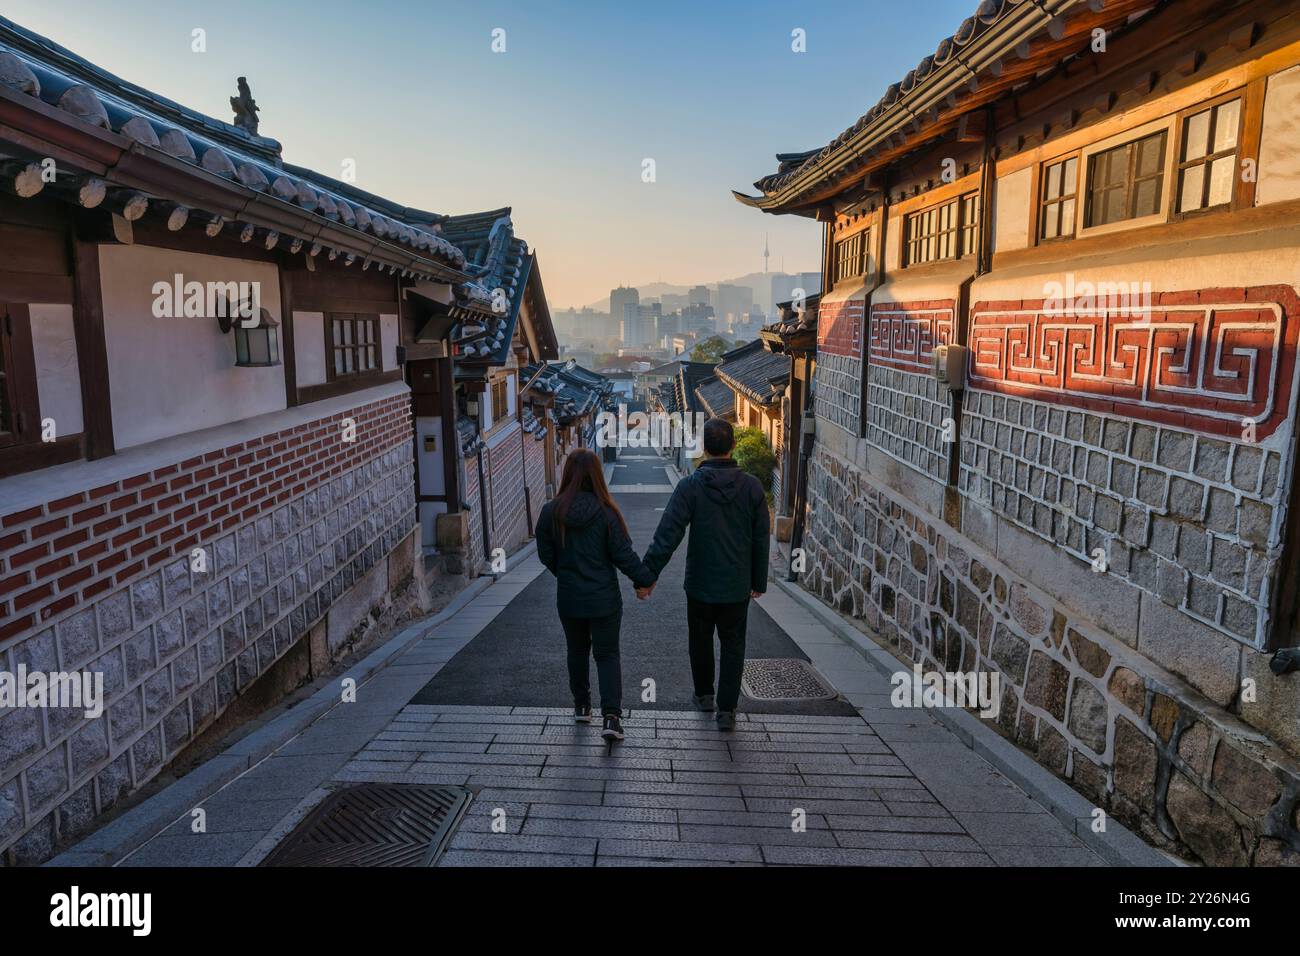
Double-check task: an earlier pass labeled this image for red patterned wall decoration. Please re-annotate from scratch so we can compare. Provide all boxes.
[968,286,1300,439]
[818,297,865,359]
[869,299,956,373]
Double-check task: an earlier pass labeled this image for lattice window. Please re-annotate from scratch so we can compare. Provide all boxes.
[833,231,867,284]
[1085,130,1167,227]
[327,313,380,379]
[1039,155,1079,241]
[904,193,979,266]
[1177,97,1241,214]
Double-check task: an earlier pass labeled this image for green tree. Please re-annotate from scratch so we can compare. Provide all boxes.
[690,335,731,364]
[733,426,776,492]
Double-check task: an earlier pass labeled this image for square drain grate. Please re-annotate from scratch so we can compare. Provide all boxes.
[260,783,471,867]
[741,658,836,701]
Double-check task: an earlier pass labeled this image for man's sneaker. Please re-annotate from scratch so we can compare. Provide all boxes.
[716,710,737,731]
[601,714,625,741]
[695,694,716,713]
[574,705,593,723]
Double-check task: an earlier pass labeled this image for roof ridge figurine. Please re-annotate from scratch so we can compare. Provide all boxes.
[230,76,259,135]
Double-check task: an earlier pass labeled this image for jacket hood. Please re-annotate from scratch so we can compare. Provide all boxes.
[560,490,604,527]
[696,459,745,504]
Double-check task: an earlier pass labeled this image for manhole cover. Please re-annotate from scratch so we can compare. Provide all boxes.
[741,659,836,701]
[260,783,471,867]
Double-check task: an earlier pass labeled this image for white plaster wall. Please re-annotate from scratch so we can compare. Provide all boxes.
[1257,64,1300,206]
[415,415,445,497]
[993,165,1032,253]
[874,263,973,304]
[381,313,399,371]
[29,303,83,436]
[884,214,902,272]
[98,245,286,450]
[293,311,326,386]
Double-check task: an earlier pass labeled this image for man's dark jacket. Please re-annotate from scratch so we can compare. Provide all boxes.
[643,458,769,603]
[536,491,654,618]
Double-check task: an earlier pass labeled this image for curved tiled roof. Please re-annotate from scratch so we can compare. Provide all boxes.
[0,15,495,281]
[521,361,614,425]
[750,0,1040,198]
[443,207,533,364]
[715,340,788,407]
[694,375,736,419]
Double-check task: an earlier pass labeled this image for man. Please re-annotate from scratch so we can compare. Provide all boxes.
[640,418,769,730]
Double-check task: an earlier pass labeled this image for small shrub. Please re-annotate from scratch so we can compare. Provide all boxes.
[733,426,776,492]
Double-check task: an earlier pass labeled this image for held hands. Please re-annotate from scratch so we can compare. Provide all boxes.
[636,582,656,601]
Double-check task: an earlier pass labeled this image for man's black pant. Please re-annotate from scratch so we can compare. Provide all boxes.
[560,610,623,716]
[686,597,749,712]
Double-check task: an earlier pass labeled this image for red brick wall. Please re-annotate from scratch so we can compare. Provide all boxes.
[968,285,1300,440]
[487,423,528,557]
[523,428,547,538]
[462,453,485,575]
[0,389,416,863]
[0,393,411,645]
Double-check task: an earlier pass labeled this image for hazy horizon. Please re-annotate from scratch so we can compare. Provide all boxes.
[4,0,972,307]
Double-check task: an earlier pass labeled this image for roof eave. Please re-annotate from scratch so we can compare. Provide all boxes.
[0,84,473,282]
[739,0,1151,215]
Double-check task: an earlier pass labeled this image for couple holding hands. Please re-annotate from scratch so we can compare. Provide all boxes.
[535,418,770,741]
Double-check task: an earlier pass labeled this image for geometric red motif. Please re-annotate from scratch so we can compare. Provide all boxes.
[818,297,865,359]
[969,285,1300,439]
[869,299,955,373]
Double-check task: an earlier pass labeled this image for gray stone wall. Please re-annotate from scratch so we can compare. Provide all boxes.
[0,444,415,863]
[866,365,952,482]
[958,388,1286,648]
[813,351,862,436]
[799,444,1300,865]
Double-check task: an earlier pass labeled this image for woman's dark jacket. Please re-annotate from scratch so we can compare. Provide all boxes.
[536,491,655,618]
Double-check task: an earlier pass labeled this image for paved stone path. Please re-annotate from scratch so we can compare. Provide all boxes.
[93,449,1112,867]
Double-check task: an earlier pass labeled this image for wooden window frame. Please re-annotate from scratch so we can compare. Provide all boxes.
[484,371,516,435]
[1168,84,1261,222]
[903,192,979,267]
[324,312,382,383]
[0,302,84,479]
[1083,128,1169,230]
[1034,152,1081,244]
[0,303,38,450]
[833,230,868,285]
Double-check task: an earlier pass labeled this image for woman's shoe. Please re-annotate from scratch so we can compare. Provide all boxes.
[601,714,625,741]
[574,705,593,723]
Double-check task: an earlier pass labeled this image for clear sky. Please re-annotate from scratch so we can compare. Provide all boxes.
[5,0,974,307]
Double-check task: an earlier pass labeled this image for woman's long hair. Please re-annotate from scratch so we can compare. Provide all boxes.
[552,448,628,546]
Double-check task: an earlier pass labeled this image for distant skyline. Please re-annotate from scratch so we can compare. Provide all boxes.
[4,0,974,306]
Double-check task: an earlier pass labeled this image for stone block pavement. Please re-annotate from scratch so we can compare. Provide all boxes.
[68,528,1144,867]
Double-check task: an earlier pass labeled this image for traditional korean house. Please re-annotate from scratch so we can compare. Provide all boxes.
[521,360,615,476]
[662,361,715,474]
[637,359,686,406]
[714,340,789,447]
[758,293,819,522]
[429,208,559,576]
[737,0,1300,864]
[0,17,547,862]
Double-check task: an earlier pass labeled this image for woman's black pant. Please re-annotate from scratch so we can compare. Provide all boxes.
[560,609,623,716]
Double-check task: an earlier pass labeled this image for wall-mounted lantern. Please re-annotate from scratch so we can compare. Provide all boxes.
[218,308,281,367]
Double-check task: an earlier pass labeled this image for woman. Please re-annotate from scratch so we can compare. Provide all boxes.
[535,449,654,741]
